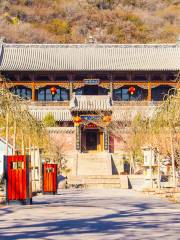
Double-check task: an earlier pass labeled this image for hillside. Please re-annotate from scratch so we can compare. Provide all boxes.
[0,0,180,44]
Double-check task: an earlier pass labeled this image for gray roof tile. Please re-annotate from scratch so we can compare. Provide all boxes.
[0,43,180,71]
[70,95,112,111]
[28,105,72,121]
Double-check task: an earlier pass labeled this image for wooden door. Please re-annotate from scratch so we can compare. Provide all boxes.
[86,131,97,150]
[100,132,104,151]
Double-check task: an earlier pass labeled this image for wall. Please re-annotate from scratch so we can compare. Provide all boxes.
[49,129,77,175]
[0,139,13,176]
[50,130,76,154]
[110,133,129,154]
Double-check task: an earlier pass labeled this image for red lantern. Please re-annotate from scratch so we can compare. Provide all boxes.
[128,86,136,95]
[50,87,57,95]
[73,116,82,126]
[103,115,112,125]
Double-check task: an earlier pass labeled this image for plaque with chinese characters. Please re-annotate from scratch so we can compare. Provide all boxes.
[84,79,100,85]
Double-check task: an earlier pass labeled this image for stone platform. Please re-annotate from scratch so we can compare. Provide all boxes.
[68,175,129,189]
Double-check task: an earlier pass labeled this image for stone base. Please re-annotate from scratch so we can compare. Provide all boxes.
[68,175,123,189]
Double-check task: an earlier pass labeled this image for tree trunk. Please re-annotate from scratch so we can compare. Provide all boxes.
[13,119,16,155]
[21,131,25,155]
[150,148,153,189]
[29,136,31,156]
[169,128,176,189]
[157,153,161,190]
[5,112,9,156]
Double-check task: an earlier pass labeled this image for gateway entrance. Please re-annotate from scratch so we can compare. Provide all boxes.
[86,130,98,151]
[82,129,104,152]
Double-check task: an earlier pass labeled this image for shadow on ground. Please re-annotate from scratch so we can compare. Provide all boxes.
[0,206,180,239]
[0,190,180,239]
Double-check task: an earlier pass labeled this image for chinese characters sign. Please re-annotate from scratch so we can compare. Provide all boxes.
[84,79,100,85]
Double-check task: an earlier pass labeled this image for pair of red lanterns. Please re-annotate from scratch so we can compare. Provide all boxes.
[50,86,135,95]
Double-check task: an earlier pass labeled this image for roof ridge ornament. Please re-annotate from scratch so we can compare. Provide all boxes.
[0,37,5,65]
[0,37,5,44]
[86,35,97,44]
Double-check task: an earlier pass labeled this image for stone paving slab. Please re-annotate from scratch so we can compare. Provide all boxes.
[0,189,180,240]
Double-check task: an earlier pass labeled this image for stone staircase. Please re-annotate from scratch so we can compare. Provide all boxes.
[65,152,130,189]
[76,152,112,176]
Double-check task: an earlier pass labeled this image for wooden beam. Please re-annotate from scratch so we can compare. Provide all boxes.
[49,73,54,81]
[162,73,166,81]
[16,72,20,82]
[129,72,132,82]
[109,74,113,98]
[147,73,152,101]
[32,82,36,101]
[31,74,36,101]
[68,74,74,100]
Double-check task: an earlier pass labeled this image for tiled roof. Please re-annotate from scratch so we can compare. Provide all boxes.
[112,105,156,121]
[70,95,112,111]
[0,43,180,71]
[28,103,155,121]
[47,127,75,134]
[28,105,72,121]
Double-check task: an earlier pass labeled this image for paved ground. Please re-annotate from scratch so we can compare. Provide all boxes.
[0,189,180,240]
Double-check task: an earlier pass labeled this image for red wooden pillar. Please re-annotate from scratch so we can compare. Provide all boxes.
[147,82,152,101]
[147,74,152,101]
[32,82,36,101]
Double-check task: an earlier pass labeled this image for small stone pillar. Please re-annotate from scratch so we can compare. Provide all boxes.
[142,146,158,189]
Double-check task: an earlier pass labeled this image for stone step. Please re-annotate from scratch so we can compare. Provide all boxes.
[80,154,109,157]
[77,154,112,175]
[79,154,110,158]
[77,165,111,175]
[67,175,123,189]
[79,157,109,161]
[69,178,121,184]
[85,183,121,189]
[70,175,121,179]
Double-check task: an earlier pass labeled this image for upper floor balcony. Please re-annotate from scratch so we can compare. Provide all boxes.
[7,81,177,104]
[28,98,163,108]
[27,93,159,123]
[28,99,157,123]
